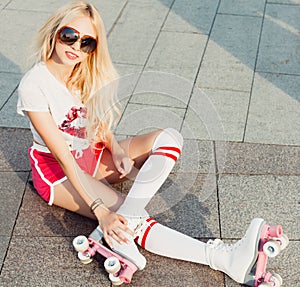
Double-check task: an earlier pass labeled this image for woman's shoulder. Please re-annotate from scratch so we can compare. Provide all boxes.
[19,62,48,90]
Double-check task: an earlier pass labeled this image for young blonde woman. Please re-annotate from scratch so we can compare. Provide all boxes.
[17,1,286,286]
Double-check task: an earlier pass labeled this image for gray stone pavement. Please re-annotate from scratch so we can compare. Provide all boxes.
[0,0,299,286]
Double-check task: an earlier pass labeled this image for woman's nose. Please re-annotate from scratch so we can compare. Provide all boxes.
[71,40,81,51]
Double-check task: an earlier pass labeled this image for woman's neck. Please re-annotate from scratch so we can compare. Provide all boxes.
[46,58,74,86]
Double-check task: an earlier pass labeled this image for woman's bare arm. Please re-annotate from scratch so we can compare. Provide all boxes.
[27,111,133,247]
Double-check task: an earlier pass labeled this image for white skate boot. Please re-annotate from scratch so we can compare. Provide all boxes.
[205,218,288,286]
[108,205,151,271]
[109,227,147,270]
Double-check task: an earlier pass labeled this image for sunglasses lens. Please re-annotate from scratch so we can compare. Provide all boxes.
[81,37,97,53]
[58,26,97,54]
[59,27,78,45]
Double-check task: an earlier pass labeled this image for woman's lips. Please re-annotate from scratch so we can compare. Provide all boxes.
[65,51,79,60]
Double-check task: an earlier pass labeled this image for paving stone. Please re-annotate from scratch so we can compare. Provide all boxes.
[0,9,50,73]
[122,173,220,238]
[175,139,215,174]
[14,184,97,237]
[163,0,219,34]
[218,175,299,240]
[0,72,20,108]
[197,14,262,91]
[256,4,300,74]
[92,0,127,34]
[130,70,194,108]
[0,90,31,128]
[145,31,207,81]
[215,141,300,175]
[260,71,300,102]
[115,103,185,136]
[0,172,28,236]
[0,127,32,171]
[181,88,229,141]
[192,88,250,142]
[219,0,266,16]
[114,63,143,110]
[154,173,220,238]
[0,236,110,287]
[245,73,300,145]
[225,241,300,287]
[108,1,171,65]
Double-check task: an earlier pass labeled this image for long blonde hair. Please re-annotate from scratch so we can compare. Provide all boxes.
[34,1,119,144]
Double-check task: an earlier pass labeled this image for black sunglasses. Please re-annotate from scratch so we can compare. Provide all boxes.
[57,26,97,54]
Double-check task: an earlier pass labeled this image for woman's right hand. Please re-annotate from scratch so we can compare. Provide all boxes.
[94,207,134,248]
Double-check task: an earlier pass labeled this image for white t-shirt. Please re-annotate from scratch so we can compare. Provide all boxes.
[17,62,89,156]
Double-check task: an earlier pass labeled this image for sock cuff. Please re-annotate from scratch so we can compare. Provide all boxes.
[151,146,181,161]
[135,217,158,248]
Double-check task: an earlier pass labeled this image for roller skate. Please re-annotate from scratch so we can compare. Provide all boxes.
[73,226,146,285]
[206,218,289,286]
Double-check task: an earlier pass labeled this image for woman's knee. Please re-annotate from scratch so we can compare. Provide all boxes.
[152,128,183,152]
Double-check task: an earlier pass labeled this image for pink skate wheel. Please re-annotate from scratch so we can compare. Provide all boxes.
[269,225,282,238]
[118,267,134,283]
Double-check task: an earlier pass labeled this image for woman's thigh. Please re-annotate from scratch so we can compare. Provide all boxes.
[95,129,162,184]
[53,180,96,219]
[53,178,125,218]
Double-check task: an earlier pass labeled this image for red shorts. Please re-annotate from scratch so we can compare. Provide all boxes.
[29,143,104,205]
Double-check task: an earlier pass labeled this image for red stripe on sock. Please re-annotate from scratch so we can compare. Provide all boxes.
[152,152,178,162]
[141,220,157,248]
[157,146,181,154]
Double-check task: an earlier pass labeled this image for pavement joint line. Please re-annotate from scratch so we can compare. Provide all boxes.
[255,70,300,77]
[179,0,222,132]
[106,0,128,38]
[116,0,177,128]
[113,61,143,68]
[267,2,300,6]
[2,0,12,10]
[242,1,267,143]
[160,29,208,36]
[213,141,223,240]
[0,71,21,75]
[0,172,30,276]
[0,85,18,112]
[216,12,264,19]
[1,7,50,14]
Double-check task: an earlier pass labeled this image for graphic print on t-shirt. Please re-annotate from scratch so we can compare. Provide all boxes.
[58,106,87,138]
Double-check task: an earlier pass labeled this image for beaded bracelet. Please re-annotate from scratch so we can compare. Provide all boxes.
[90,198,105,214]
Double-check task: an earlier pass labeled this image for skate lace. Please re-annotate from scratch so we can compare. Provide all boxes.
[137,218,152,235]
[127,216,148,235]
[207,236,245,252]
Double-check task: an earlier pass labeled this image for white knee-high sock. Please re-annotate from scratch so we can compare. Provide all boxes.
[111,129,183,268]
[135,218,208,265]
[117,128,183,217]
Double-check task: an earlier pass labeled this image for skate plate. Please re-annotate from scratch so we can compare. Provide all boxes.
[246,223,289,287]
[73,227,138,285]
